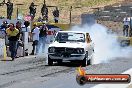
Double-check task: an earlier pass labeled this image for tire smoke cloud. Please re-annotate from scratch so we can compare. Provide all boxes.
[71,23,132,64]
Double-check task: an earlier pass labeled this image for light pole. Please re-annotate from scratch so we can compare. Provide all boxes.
[69,6,82,25]
[16,3,24,20]
[69,6,72,25]
[44,0,45,4]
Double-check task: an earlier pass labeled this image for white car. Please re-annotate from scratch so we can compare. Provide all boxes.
[48,31,94,66]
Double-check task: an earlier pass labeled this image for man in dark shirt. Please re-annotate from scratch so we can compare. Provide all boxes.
[129,17,132,37]
[6,0,13,19]
[16,21,22,40]
[15,21,23,57]
[41,4,48,22]
[53,7,59,23]
[29,2,36,20]
[38,24,48,53]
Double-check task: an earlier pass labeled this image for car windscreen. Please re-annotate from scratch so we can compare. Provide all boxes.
[55,32,85,42]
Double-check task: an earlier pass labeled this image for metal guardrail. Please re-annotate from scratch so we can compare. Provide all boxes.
[0,30,5,38]
[0,38,5,58]
[0,30,9,46]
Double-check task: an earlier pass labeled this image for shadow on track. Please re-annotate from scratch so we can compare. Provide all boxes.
[45,61,87,67]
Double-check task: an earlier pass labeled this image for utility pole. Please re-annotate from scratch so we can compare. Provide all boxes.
[16,3,24,20]
[97,8,99,23]
[44,0,45,4]
[70,6,72,25]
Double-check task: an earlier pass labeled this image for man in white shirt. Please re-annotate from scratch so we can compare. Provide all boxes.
[30,24,40,55]
[123,15,130,37]
[22,21,31,56]
[22,23,31,41]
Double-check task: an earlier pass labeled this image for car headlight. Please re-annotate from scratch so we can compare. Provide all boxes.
[76,48,84,54]
[48,47,55,53]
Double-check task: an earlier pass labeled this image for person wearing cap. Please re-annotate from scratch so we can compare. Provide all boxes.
[30,23,40,55]
[0,21,8,31]
[6,23,19,60]
[0,21,8,38]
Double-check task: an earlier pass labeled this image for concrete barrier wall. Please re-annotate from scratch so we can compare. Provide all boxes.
[0,39,5,58]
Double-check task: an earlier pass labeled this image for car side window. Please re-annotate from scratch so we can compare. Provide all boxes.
[86,33,92,43]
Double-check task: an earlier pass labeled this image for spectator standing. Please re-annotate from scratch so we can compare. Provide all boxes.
[0,21,8,31]
[129,17,132,37]
[22,21,31,56]
[38,24,48,53]
[22,21,31,41]
[6,23,19,60]
[30,24,40,55]
[41,4,48,22]
[0,21,9,44]
[53,7,59,23]
[0,21,8,39]
[29,2,36,20]
[16,21,22,40]
[123,15,130,37]
[6,0,13,20]
[15,21,23,57]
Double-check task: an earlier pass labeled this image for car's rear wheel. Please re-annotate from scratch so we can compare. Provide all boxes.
[48,55,53,66]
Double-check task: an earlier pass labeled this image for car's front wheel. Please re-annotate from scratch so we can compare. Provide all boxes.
[48,55,53,66]
[82,57,87,67]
